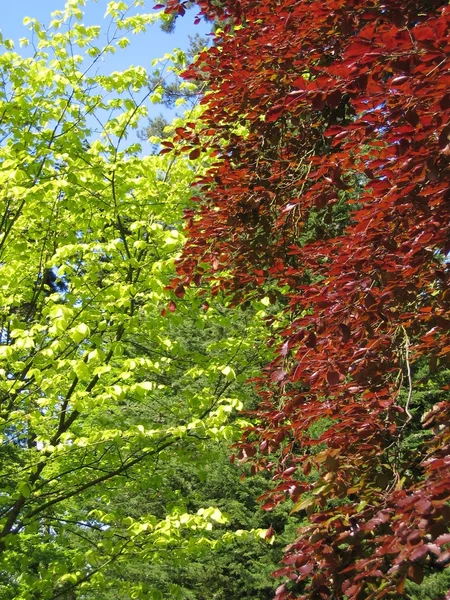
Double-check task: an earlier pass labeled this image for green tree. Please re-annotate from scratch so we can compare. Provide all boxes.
[0,2,272,598]
[73,299,299,599]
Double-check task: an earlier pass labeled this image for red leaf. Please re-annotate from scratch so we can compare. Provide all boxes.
[327,370,340,386]
[410,545,428,562]
[305,331,317,348]
[436,534,450,545]
[391,75,408,85]
[405,110,419,127]
[312,572,327,588]
[416,498,432,515]
[345,40,371,58]
[302,462,312,476]
[413,26,436,41]
[408,563,424,584]
[327,90,341,108]
[189,148,201,160]
[271,369,287,382]
[436,550,450,565]
[282,466,296,478]
[298,562,314,576]
[340,323,351,342]
[241,444,256,458]
[266,104,284,122]
[440,94,450,110]
[345,584,363,597]
[174,285,185,298]
[315,194,328,208]
[274,584,287,598]
[168,301,176,313]
[364,293,377,309]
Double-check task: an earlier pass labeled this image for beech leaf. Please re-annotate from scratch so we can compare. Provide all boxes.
[327,370,340,386]
[189,148,201,160]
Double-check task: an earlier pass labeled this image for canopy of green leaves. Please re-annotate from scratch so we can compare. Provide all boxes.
[0,2,275,598]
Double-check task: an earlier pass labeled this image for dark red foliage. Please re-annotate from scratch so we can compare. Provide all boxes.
[165,0,450,597]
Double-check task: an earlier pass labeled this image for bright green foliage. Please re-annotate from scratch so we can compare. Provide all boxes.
[82,439,301,600]
[72,303,295,598]
[0,3,272,598]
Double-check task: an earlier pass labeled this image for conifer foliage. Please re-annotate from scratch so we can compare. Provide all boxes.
[165,0,450,597]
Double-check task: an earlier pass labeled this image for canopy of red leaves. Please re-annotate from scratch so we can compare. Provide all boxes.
[164,0,450,597]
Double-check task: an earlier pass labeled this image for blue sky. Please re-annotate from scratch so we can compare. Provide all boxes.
[1,0,210,65]
[0,1,211,147]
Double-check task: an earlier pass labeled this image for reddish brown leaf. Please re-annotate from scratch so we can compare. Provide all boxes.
[271,369,287,382]
[416,498,433,515]
[174,285,185,298]
[408,563,424,584]
[266,104,284,122]
[405,110,419,127]
[410,545,428,562]
[305,331,317,348]
[340,323,351,342]
[282,466,296,478]
[436,534,450,545]
[440,93,450,110]
[436,550,450,565]
[327,370,340,386]
[189,148,201,160]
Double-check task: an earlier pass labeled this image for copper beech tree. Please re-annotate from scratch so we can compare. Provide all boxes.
[161,0,450,597]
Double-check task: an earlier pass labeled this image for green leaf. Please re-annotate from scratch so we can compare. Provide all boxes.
[69,323,91,343]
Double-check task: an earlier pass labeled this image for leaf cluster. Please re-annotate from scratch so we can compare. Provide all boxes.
[165,0,450,597]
